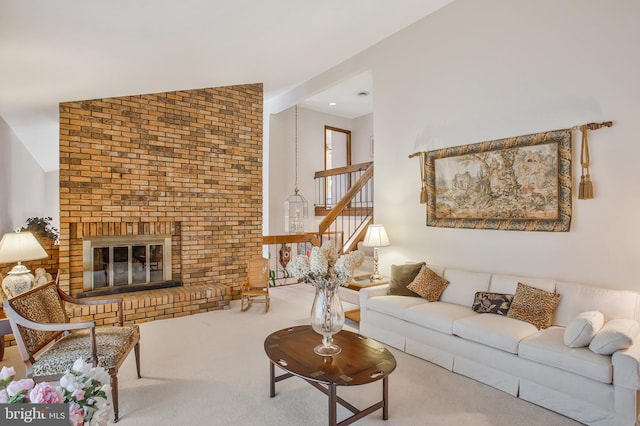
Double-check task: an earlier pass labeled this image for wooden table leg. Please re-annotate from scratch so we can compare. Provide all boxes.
[269,362,276,397]
[383,376,389,420]
[329,384,337,426]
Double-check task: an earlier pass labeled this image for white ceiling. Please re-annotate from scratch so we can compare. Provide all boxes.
[299,70,373,119]
[0,0,453,172]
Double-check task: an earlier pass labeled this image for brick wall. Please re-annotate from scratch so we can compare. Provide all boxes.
[58,84,263,299]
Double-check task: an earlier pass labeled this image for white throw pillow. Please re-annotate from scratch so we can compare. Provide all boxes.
[589,319,640,355]
[563,311,604,348]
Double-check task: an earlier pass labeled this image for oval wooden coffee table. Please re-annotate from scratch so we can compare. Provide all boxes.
[264,325,396,426]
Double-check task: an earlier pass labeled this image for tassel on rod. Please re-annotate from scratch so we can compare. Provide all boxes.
[409,151,428,204]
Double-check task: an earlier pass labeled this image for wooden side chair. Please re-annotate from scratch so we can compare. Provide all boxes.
[3,281,141,422]
[241,256,270,312]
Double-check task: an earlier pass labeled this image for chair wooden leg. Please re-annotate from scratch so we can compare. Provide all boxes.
[241,296,252,312]
[134,342,141,379]
[266,296,270,312]
[110,371,119,423]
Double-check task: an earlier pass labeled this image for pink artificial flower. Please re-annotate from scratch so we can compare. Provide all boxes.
[72,388,85,400]
[6,378,34,397]
[0,390,8,403]
[69,403,84,426]
[0,366,16,381]
[29,382,64,404]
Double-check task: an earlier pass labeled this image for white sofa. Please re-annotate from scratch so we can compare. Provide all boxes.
[358,265,640,426]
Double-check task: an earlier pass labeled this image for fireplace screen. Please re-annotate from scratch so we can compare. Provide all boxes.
[84,236,171,290]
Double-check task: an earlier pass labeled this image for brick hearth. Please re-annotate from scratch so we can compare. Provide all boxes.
[2,283,230,349]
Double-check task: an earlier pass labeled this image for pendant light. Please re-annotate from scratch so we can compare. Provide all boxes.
[284,105,309,234]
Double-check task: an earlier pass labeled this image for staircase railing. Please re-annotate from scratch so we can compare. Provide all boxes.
[316,162,374,254]
[262,233,320,286]
[262,161,374,287]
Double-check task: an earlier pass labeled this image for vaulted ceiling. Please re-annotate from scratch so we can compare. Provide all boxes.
[0,0,453,172]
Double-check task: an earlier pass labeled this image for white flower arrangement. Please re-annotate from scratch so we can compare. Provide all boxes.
[287,241,364,290]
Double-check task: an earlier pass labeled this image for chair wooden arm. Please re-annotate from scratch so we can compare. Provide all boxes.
[57,288,124,326]
[3,300,98,365]
[3,301,94,331]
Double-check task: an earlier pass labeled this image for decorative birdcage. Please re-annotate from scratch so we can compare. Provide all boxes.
[284,186,308,234]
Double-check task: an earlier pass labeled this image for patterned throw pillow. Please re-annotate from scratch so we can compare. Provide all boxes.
[472,292,514,316]
[387,262,426,297]
[406,265,449,302]
[507,282,560,330]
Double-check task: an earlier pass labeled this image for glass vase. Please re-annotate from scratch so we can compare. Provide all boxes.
[310,284,345,356]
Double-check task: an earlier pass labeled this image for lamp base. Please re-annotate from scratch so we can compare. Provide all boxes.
[369,272,383,281]
[369,248,382,281]
[7,263,31,275]
[2,270,34,299]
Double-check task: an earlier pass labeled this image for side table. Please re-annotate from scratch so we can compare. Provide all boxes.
[0,310,11,361]
[343,276,389,323]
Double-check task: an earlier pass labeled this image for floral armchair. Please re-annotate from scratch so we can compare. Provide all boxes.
[3,281,141,422]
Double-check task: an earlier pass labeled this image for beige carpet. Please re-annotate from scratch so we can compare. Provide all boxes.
[1,284,581,425]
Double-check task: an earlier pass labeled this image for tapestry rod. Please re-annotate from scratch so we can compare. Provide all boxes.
[407,121,613,159]
[570,121,613,131]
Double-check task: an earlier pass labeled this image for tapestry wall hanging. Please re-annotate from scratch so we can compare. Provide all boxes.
[423,129,572,231]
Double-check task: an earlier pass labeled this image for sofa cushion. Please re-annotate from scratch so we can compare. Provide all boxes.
[563,311,604,348]
[387,262,425,297]
[441,269,491,307]
[472,292,513,316]
[489,274,556,294]
[519,327,612,384]
[554,281,639,327]
[589,319,640,355]
[453,314,538,354]
[407,265,450,302]
[507,282,560,330]
[367,295,427,320]
[404,301,476,335]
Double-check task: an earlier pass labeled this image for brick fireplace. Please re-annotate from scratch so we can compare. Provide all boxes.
[57,84,264,320]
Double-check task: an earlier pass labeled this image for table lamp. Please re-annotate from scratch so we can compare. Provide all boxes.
[0,231,48,297]
[363,224,390,281]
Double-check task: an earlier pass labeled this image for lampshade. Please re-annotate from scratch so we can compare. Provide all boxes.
[363,224,390,248]
[0,231,48,298]
[0,231,48,265]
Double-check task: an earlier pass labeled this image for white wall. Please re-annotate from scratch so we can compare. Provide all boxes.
[352,113,374,163]
[270,0,640,291]
[268,107,372,235]
[0,115,52,233]
[374,0,640,289]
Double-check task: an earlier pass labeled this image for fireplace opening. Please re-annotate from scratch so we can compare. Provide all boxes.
[82,235,176,297]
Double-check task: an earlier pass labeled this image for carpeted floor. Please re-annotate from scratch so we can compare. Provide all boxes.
[1,284,581,425]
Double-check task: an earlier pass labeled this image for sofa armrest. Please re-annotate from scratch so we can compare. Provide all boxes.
[612,339,640,389]
[359,284,389,306]
[359,284,389,323]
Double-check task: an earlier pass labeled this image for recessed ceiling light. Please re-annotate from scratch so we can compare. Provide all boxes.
[329,102,336,106]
